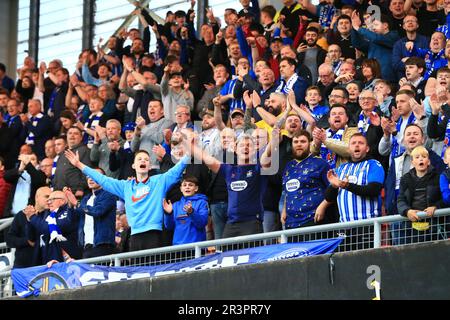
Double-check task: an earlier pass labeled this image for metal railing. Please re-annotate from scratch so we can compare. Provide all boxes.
[1,209,449,298]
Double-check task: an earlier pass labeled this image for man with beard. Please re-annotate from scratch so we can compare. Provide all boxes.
[281,130,329,229]
[297,26,327,85]
[315,133,385,250]
[384,124,445,244]
[311,104,359,169]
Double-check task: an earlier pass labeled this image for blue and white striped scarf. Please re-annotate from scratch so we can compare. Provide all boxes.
[276,73,299,95]
[320,128,345,169]
[51,155,59,186]
[47,88,58,117]
[391,112,416,159]
[357,111,377,136]
[84,112,103,149]
[25,113,44,145]
[123,141,132,154]
[45,210,67,243]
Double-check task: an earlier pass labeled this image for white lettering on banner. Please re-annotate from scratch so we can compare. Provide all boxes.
[267,248,310,262]
[77,255,251,287]
[230,181,248,192]
[286,179,300,192]
[79,271,105,286]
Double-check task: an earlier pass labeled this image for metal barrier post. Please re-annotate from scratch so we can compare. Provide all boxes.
[114,257,121,267]
[280,233,288,244]
[373,221,381,248]
[195,246,201,258]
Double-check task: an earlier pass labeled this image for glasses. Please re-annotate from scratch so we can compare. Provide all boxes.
[359,97,376,101]
[319,74,332,78]
[47,197,65,203]
[174,112,189,116]
[329,94,344,99]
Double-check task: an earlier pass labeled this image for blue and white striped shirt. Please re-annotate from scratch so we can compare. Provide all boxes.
[335,159,385,223]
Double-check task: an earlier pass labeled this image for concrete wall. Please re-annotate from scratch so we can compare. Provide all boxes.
[0,0,18,80]
[29,240,450,300]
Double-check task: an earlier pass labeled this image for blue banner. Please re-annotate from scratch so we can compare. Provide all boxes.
[12,238,342,297]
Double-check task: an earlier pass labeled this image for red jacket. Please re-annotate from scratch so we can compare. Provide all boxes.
[0,170,12,218]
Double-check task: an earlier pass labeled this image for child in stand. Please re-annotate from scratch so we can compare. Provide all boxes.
[304,86,329,129]
[397,146,444,243]
[163,176,209,245]
[374,79,395,118]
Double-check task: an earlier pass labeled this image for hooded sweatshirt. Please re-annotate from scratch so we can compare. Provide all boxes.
[164,193,209,245]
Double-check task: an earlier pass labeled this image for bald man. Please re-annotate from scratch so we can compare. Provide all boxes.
[7,187,50,268]
[25,189,81,265]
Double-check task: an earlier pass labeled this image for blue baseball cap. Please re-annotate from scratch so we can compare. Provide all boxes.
[122,122,136,133]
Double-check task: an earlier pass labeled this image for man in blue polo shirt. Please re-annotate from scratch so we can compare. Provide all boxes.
[186,133,267,238]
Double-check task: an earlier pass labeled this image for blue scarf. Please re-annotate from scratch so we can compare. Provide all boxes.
[25,113,44,145]
[51,155,59,187]
[319,3,335,30]
[391,112,416,159]
[4,114,18,128]
[123,141,132,154]
[45,210,67,243]
[84,112,103,148]
[47,87,58,117]
[320,128,345,169]
[357,111,377,136]
[276,73,299,95]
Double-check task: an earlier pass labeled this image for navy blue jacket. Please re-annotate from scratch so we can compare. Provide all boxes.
[352,28,400,82]
[392,34,429,81]
[385,149,445,215]
[76,188,117,248]
[28,205,81,265]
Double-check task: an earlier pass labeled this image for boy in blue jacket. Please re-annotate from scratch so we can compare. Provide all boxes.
[163,176,209,245]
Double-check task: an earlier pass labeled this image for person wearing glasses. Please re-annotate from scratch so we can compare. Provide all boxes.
[25,190,81,265]
[356,90,387,167]
[169,105,196,133]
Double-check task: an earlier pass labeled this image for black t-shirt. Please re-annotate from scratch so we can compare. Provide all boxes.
[416,8,446,37]
[391,16,406,38]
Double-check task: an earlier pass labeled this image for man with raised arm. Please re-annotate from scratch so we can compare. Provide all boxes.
[184,133,268,238]
[65,147,190,251]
